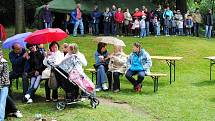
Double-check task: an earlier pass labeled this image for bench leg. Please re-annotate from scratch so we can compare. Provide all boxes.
[153,76,159,93]
[91,72,94,82]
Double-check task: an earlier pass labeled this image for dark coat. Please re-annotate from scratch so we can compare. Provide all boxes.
[91,10,102,24]
[204,13,213,26]
[42,8,52,23]
[9,49,29,74]
[27,50,46,76]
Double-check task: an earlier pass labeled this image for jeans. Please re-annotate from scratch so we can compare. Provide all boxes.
[107,72,121,90]
[26,75,41,98]
[146,21,150,36]
[205,25,213,39]
[73,19,84,36]
[111,21,116,36]
[116,23,123,36]
[154,25,161,36]
[140,28,146,37]
[164,26,169,35]
[124,24,130,36]
[194,23,200,37]
[96,65,108,88]
[44,22,52,29]
[0,87,8,121]
[9,72,28,96]
[5,96,17,116]
[178,28,183,36]
[172,27,176,35]
[104,22,110,36]
[92,23,99,36]
[125,70,145,87]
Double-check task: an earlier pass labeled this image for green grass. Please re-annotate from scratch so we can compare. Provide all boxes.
[4,29,215,121]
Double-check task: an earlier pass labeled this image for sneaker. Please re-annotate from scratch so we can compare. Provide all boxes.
[14,111,23,118]
[27,99,33,104]
[95,87,102,92]
[24,94,30,100]
[113,89,120,93]
[46,99,51,102]
[53,99,58,102]
[102,84,108,90]
[135,84,142,92]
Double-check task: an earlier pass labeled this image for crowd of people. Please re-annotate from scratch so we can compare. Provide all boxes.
[39,3,214,39]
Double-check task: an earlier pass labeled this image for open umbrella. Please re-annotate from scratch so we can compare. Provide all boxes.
[95,36,126,47]
[133,11,145,17]
[24,28,68,44]
[2,32,32,49]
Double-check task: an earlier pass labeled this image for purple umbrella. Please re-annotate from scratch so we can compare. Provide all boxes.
[2,32,32,49]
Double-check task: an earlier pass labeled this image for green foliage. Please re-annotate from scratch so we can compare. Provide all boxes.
[187,0,214,12]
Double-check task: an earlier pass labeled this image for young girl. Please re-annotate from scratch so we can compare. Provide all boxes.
[140,16,146,38]
[153,16,160,36]
[132,17,140,37]
[186,15,193,35]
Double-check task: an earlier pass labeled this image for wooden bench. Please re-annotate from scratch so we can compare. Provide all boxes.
[85,68,167,92]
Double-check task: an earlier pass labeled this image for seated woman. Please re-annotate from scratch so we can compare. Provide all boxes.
[42,42,64,102]
[94,42,110,91]
[54,43,87,101]
[125,42,152,92]
[24,44,46,104]
[107,46,128,92]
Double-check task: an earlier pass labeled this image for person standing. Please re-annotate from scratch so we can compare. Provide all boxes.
[111,5,117,36]
[103,8,112,36]
[124,8,132,36]
[70,3,84,37]
[193,8,202,37]
[140,16,146,38]
[125,43,152,92]
[91,5,102,36]
[42,4,52,28]
[114,8,125,37]
[204,9,213,39]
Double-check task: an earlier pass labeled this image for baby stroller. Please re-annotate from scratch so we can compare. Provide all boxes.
[47,57,99,110]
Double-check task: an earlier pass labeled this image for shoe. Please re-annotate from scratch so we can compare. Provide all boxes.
[24,94,30,100]
[14,111,23,118]
[113,89,120,93]
[53,99,58,102]
[135,84,142,92]
[95,87,102,92]
[27,98,33,104]
[102,84,108,90]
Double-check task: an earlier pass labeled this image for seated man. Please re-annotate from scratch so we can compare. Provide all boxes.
[9,43,29,100]
[125,42,152,92]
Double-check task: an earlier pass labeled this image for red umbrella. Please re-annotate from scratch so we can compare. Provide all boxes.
[25,28,68,44]
[133,11,145,17]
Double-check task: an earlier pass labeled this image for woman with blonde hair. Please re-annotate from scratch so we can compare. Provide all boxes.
[107,46,127,92]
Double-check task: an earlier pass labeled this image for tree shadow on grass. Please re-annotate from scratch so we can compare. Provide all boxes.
[209,98,215,103]
[192,80,215,87]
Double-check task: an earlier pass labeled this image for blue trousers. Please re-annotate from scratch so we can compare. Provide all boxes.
[0,87,8,120]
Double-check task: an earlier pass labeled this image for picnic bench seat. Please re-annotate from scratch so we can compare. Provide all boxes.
[85,68,167,92]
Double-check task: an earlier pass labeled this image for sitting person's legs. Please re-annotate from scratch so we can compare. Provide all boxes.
[125,70,137,87]
[96,65,108,91]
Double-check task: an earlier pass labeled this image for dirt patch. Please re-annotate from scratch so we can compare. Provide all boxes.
[98,98,160,121]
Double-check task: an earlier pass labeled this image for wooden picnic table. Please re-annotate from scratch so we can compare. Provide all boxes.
[151,56,183,84]
[203,56,215,80]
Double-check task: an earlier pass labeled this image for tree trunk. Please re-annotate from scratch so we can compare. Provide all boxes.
[15,0,25,34]
[176,0,187,14]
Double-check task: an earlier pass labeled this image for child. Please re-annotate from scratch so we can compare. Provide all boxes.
[37,44,46,55]
[132,17,140,37]
[164,16,170,36]
[140,16,146,38]
[186,14,193,35]
[172,17,177,35]
[62,43,69,56]
[178,20,184,36]
[153,16,160,36]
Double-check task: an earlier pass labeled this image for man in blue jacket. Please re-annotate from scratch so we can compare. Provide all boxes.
[91,5,101,36]
[125,42,152,92]
[9,43,29,100]
[70,3,84,37]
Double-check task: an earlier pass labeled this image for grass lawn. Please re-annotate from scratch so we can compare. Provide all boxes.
[4,28,215,121]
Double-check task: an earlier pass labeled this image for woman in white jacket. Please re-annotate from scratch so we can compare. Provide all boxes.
[42,42,64,102]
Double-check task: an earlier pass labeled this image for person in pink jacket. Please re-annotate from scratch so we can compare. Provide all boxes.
[114,8,125,37]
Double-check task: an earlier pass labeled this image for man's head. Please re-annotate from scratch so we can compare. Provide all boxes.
[112,5,116,10]
[133,42,141,53]
[12,43,22,54]
[26,43,37,53]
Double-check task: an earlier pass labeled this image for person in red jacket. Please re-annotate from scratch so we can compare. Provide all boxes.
[0,24,7,41]
[114,8,125,37]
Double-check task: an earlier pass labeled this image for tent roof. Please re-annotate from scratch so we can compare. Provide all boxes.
[36,0,155,15]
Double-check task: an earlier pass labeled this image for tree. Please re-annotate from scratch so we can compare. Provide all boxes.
[15,0,26,34]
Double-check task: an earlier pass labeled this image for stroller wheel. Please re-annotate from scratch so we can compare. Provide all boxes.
[90,98,99,108]
[56,101,66,110]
